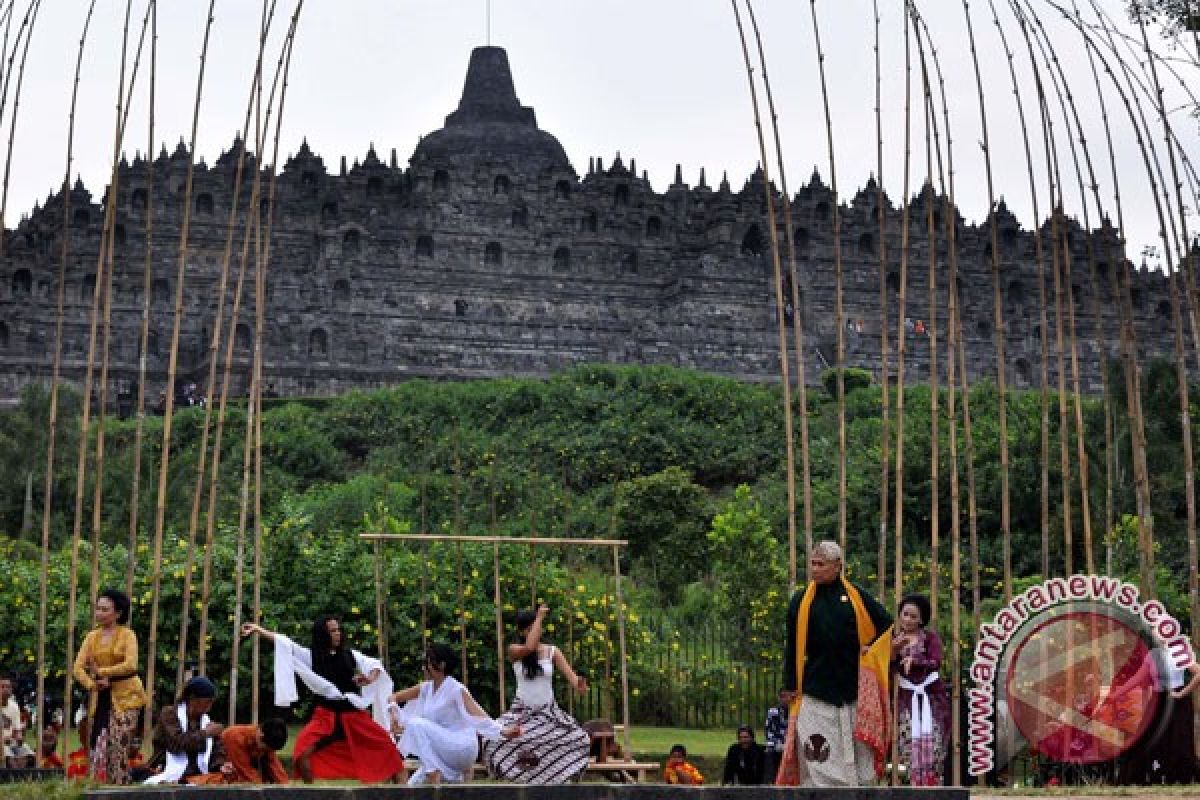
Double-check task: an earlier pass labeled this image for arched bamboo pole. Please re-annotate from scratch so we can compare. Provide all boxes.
[0,0,42,254]
[729,0,798,588]
[1022,3,1118,582]
[183,0,281,680]
[912,8,981,778]
[893,3,915,609]
[959,0,1013,600]
[986,0,1053,579]
[805,0,849,552]
[40,0,96,763]
[1048,0,1154,595]
[1018,6,1098,580]
[196,0,282,676]
[1080,0,1197,595]
[1131,0,1200,627]
[743,0,811,585]
[144,0,218,734]
[1019,3,1078,579]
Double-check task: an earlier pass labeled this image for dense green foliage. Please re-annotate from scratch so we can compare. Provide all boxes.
[0,361,1197,722]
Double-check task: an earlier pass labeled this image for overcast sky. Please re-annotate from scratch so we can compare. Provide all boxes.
[4,1,1196,261]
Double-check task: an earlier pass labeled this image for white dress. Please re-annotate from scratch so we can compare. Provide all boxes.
[392,676,503,784]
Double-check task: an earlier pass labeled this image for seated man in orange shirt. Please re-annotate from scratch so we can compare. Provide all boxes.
[190,718,289,785]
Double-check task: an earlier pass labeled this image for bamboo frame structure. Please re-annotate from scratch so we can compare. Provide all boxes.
[364,532,633,756]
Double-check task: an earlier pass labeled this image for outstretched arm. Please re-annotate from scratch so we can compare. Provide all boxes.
[552,647,588,694]
[389,684,421,704]
[240,622,277,643]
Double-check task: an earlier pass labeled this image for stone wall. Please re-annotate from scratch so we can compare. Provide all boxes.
[0,47,1181,406]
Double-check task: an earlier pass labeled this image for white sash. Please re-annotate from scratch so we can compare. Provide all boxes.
[272,634,394,729]
[897,671,939,739]
[143,704,212,784]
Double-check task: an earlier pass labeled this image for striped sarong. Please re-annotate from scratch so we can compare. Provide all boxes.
[483,700,590,784]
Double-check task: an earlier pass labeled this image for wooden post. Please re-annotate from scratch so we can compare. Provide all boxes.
[493,541,506,712]
[611,544,632,759]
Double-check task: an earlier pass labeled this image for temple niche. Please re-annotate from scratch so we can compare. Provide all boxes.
[0,46,1175,404]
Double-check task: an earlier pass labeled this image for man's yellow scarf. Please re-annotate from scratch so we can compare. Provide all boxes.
[785,577,892,778]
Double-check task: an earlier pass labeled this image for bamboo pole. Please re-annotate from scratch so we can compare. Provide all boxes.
[729,0,799,589]
[1021,2,1123,579]
[611,544,632,758]
[806,0,848,552]
[873,0,890,601]
[893,3,915,610]
[742,0,811,586]
[1043,1,1150,590]
[1013,3,1076,578]
[190,0,281,677]
[912,18,940,624]
[1078,3,1154,596]
[914,10,971,779]
[987,1,1052,579]
[42,0,96,764]
[1132,0,1200,630]
[250,5,304,719]
[0,0,42,254]
[144,0,217,730]
[127,0,158,599]
[66,0,141,743]
[89,0,148,611]
[960,0,1013,600]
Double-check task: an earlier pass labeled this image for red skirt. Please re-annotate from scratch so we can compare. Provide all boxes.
[293,705,403,783]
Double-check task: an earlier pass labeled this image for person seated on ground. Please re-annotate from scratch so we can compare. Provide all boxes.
[145,676,226,784]
[66,718,91,779]
[722,724,765,785]
[215,718,290,784]
[39,725,63,769]
[388,642,520,785]
[663,744,705,785]
[0,675,34,768]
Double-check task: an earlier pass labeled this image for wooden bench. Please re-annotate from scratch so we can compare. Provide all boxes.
[581,759,660,783]
[400,758,660,784]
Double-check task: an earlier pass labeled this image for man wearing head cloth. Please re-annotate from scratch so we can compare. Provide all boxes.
[777,541,893,787]
[145,676,228,784]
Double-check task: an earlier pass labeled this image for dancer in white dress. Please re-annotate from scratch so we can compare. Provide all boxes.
[484,605,592,783]
[389,643,518,785]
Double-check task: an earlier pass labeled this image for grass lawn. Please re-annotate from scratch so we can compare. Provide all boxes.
[628,726,731,758]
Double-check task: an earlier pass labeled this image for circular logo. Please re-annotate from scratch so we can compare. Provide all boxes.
[1004,610,1159,764]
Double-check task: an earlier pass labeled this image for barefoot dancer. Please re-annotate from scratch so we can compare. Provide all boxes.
[242,617,403,783]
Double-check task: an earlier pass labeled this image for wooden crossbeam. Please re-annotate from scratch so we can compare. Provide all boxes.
[360,532,627,547]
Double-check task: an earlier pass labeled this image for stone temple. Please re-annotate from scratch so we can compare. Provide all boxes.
[0,46,1183,405]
